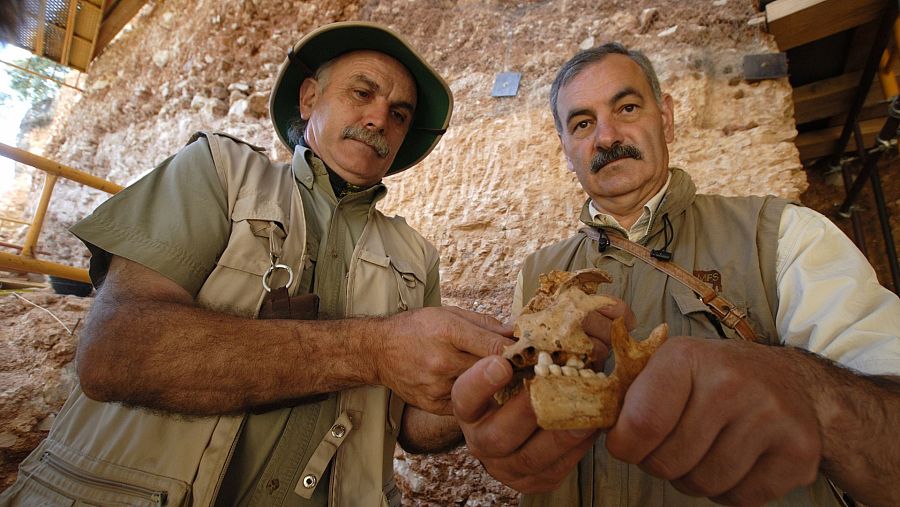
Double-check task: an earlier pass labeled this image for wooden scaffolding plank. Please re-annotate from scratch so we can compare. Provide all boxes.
[92,0,147,58]
[793,71,885,124]
[60,0,80,66]
[766,0,885,51]
[796,117,884,161]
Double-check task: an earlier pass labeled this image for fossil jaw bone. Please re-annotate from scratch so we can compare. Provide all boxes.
[499,268,669,430]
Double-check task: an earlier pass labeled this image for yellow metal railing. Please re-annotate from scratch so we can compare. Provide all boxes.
[0,142,123,284]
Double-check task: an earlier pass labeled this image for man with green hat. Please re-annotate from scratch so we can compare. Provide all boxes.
[2,22,512,506]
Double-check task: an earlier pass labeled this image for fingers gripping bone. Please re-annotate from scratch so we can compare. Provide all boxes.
[498,268,668,430]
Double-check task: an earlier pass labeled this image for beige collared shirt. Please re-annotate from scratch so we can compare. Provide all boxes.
[588,174,672,241]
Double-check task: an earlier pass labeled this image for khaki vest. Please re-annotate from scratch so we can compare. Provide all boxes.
[3,133,437,507]
[518,169,841,507]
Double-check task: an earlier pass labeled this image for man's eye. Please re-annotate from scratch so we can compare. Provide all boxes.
[391,110,407,123]
[354,89,371,99]
[573,120,591,131]
[622,104,638,113]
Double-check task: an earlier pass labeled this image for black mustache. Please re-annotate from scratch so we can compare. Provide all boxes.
[342,127,390,158]
[590,144,642,173]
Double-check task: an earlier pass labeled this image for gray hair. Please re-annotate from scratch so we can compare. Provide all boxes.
[286,57,337,147]
[550,42,662,133]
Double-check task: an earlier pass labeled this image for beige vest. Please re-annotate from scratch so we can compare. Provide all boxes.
[3,133,436,507]
[518,169,841,507]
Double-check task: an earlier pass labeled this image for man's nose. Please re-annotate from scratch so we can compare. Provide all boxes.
[593,120,623,150]
[363,101,390,131]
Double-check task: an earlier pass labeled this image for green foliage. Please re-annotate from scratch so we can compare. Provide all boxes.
[3,55,67,104]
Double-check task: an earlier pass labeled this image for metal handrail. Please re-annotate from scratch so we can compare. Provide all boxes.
[0,142,123,284]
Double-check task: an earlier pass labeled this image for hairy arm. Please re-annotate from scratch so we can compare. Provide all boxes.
[803,353,900,507]
[77,256,512,416]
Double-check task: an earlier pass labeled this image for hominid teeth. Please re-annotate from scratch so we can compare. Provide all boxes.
[578,369,595,378]
[561,366,578,376]
[534,364,550,377]
[537,351,553,366]
[548,364,562,376]
[565,357,585,368]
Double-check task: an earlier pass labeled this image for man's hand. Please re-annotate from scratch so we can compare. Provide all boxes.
[606,337,822,506]
[581,298,636,367]
[452,356,600,493]
[375,307,514,415]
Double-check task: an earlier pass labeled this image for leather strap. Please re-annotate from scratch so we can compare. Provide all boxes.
[259,289,320,320]
[579,227,760,342]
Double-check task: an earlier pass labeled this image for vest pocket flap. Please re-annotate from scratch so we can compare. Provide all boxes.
[671,289,709,316]
[358,249,391,268]
[231,193,288,225]
[388,257,426,285]
[217,204,288,276]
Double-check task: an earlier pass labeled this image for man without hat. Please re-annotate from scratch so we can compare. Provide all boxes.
[2,22,512,506]
[452,43,900,506]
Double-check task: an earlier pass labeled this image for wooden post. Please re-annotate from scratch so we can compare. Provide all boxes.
[21,173,58,258]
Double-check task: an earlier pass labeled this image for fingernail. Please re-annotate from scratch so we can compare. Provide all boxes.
[484,358,508,386]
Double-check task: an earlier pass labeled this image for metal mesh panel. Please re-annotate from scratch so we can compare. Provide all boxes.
[11,0,102,71]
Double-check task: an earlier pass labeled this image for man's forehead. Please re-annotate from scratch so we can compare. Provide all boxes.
[561,55,651,101]
[328,50,416,88]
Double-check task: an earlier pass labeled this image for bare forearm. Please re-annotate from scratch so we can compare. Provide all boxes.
[398,406,462,454]
[797,349,900,506]
[78,295,382,415]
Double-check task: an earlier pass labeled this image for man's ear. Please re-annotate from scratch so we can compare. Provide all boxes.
[299,77,319,120]
[660,93,675,143]
[558,132,575,172]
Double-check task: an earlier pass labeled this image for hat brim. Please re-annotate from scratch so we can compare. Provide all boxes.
[269,22,452,176]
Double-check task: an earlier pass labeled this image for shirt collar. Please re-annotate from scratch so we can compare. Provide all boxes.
[291,144,386,204]
[589,172,672,242]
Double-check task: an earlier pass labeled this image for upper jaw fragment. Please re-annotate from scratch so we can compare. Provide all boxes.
[498,268,669,430]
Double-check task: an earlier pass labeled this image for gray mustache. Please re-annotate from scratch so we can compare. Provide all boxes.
[590,144,642,173]
[342,127,390,158]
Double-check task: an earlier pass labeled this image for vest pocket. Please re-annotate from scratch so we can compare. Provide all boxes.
[353,250,426,315]
[9,449,189,506]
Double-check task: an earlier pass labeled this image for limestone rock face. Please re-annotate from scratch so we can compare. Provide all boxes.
[2,0,804,503]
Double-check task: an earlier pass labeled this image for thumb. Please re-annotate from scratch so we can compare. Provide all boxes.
[452,356,512,423]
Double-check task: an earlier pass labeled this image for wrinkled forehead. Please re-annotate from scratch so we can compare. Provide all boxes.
[325,50,417,97]
[561,55,653,101]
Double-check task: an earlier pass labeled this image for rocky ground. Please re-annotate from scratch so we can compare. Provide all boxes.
[1,0,897,503]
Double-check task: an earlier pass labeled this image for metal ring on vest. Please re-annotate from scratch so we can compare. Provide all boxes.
[262,263,294,292]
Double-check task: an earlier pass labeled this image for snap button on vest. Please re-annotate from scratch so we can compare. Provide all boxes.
[266,478,280,493]
[303,474,318,488]
[331,424,347,438]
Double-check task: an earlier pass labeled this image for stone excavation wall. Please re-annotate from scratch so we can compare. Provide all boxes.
[1,0,804,503]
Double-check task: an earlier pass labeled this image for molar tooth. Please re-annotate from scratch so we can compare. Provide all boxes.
[537,351,553,366]
[534,364,550,377]
[566,357,584,368]
[548,364,562,376]
[578,369,595,378]
[561,366,578,376]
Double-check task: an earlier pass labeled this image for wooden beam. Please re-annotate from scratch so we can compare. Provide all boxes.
[766,0,886,51]
[92,0,147,59]
[793,71,885,124]
[60,0,80,66]
[796,117,885,161]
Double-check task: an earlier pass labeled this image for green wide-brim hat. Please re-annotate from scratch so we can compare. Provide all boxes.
[270,21,453,176]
